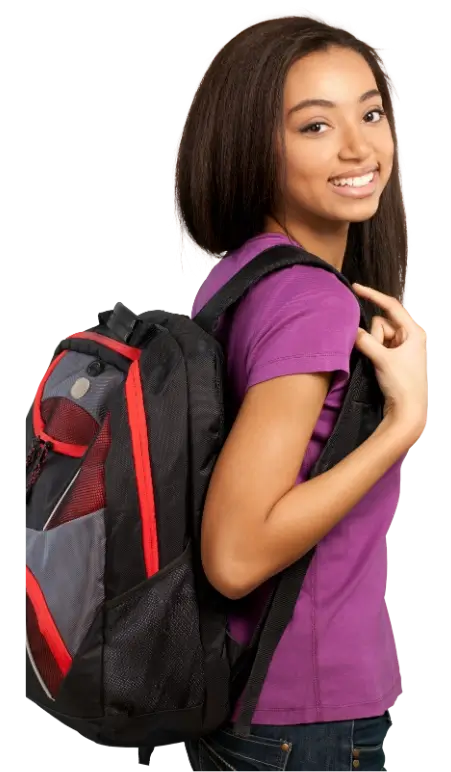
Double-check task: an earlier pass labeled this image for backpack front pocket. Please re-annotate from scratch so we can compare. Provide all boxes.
[26,508,106,701]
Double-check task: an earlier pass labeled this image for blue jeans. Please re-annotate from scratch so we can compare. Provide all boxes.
[185,710,392,771]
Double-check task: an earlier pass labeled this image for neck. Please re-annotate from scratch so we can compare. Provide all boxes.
[263,214,349,272]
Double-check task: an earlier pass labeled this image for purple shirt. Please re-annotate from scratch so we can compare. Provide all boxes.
[192,232,404,724]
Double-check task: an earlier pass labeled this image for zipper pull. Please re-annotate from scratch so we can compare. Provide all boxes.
[26,440,53,496]
[26,437,43,470]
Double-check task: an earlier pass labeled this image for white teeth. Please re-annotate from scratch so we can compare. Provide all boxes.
[331,171,375,187]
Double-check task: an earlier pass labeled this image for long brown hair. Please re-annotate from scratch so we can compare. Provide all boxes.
[175,16,407,318]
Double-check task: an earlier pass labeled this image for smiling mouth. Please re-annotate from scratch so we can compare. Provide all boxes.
[328,169,380,198]
[329,169,377,188]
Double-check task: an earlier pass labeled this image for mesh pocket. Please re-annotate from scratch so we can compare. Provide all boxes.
[41,397,99,446]
[46,415,111,528]
[103,542,204,716]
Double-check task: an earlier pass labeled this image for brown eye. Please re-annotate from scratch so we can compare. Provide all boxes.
[364,108,386,123]
[300,122,327,135]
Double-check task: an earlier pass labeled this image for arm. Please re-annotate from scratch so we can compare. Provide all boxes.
[201,371,415,600]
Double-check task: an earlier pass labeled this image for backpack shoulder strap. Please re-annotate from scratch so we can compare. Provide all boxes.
[193,243,378,734]
[232,337,384,733]
[193,244,371,334]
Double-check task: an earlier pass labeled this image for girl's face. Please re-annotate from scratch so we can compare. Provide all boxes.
[275,46,394,226]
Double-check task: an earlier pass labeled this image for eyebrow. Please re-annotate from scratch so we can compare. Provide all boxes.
[288,89,382,116]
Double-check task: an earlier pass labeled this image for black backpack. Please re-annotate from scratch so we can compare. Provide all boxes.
[26,244,384,764]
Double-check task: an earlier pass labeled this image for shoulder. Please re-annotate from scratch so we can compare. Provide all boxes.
[235,263,361,331]
[224,263,361,390]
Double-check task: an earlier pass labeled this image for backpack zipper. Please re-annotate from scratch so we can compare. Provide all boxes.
[26,439,54,498]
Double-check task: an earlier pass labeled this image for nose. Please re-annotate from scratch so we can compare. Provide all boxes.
[338,123,373,161]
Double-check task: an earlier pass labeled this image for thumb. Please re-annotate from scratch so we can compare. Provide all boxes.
[354,326,383,363]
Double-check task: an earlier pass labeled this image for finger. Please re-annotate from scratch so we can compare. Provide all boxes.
[354,327,386,365]
[371,316,398,345]
[392,326,407,346]
[370,317,385,344]
[352,283,416,333]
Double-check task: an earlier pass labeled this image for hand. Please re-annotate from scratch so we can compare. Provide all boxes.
[352,283,428,441]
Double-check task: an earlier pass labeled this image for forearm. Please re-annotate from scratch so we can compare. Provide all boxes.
[237,417,412,595]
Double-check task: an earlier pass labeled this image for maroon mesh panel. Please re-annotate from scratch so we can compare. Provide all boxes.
[26,595,64,698]
[41,397,99,445]
[47,415,111,528]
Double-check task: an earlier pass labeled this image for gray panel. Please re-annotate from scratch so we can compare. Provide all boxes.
[42,351,124,424]
[26,509,106,657]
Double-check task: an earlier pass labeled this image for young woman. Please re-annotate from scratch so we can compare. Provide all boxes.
[175,16,427,772]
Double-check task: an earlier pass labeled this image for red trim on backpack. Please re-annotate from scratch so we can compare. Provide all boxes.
[32,351,88,458]
[69,331,142,360]
[26,566,72,676]
[125,360,159,577]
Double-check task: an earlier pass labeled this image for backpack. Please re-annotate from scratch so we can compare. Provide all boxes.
[26,244,384,764]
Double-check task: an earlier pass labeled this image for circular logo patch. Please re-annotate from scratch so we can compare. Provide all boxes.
[70,377,91,399]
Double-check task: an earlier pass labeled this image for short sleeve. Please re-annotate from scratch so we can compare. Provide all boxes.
[235,265,361,391]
